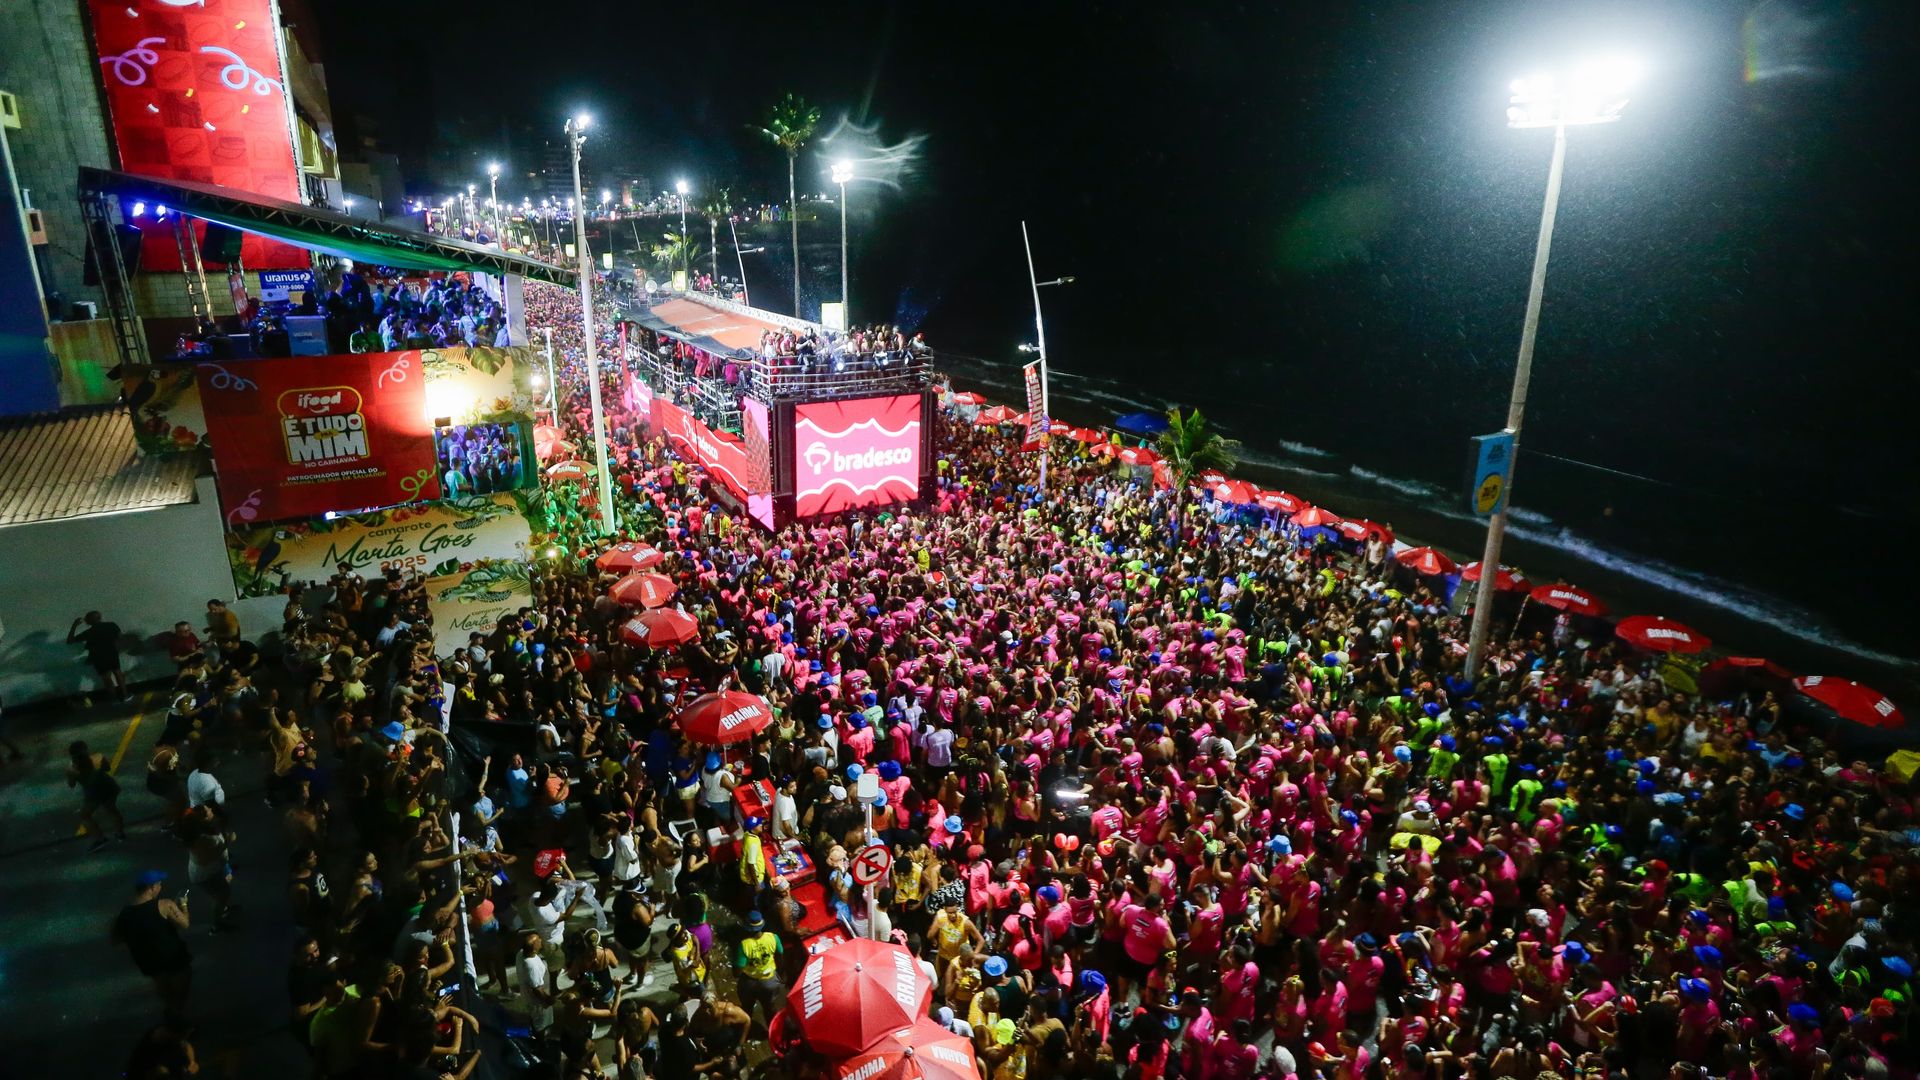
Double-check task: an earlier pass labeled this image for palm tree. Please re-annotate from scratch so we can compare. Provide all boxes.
[756,93,821,316]
[1155,408,1240,542]
[700,187,734,283]
[650,229,703,280]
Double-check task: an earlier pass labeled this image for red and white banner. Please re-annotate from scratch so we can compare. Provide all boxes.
[1022,361,1046,448]
[793,394,923,518]
[652,397,753,502]
[88,0,309,270]
[198,352,437,524]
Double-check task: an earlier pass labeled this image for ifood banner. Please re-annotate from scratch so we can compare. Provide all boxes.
[88,0,309,270]
[793,394,922,518]
[225,493,531,598]
[199,351,438,524]
[427,559,534,655]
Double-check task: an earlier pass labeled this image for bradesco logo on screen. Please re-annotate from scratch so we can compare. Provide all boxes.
[794,394,922,516]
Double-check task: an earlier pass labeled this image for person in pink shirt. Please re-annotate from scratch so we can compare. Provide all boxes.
[1112,891,1175,1002]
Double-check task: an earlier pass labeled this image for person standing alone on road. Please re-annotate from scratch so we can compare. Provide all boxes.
[67,610,127,704]
[67,740,127,851]
[111,870,193,1024]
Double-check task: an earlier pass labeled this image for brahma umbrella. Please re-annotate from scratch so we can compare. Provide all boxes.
[1460,562,1529,593]
[786,937,934,1057]
[595,543,665,572]
[1197,469,1229,487]
[948,390,986,406]
[1256,490,1304,514]
[1615,615,1711,655]
[1212,478,1259,505]
[1795,676,1906,729]
[676,690,775,745]
[620,608,699,649]
[532,424,568,462]
[1529,583,1608,617]
[1068,427,1105,444]
[829,1019,981,1080]
[609,572,676,609]
[1395,546,1457,576]
[974,405,1018,425]
[1338,519,1393,543]
[1117,446,1161,467]
[1291,505,1343,529]
[545,460,592,482]
[1698,656,1795,698]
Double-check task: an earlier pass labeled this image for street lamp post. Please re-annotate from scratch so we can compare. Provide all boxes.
[1020,221,1073,495]
[675,179,690,287]
[855,772,882,941]
[831,160,853,326]
[566,112,618,537]
[487,162,501,241]
[542,327,559,420]
[1464,59,1638,679]
[729,215,763,306]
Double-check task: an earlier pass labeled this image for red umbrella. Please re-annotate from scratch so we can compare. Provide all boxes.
[1615,615,1711,655]
[1069,427,1105,444]
[1197,469,1229,487]
[1529,583,1608,617]
[1118,446,1161,467]
[1256,490,1304,514]
[1460,562,1529,592]
[1151,462,1173,489]
[1291,505,1343,529]
[1395,546,1457,576]
[974,405,1018,425]
[609,572,677,609]
[620,608,699,649]
[532,424,568,462]
[829,1019,980,1080]
[1698,656,1795,698]
[786,938,934,1057]
[1795,676,1906,729]
[1048,419,1073,435]
[949,390,986,406]
[545,460,592,482]
[676,690,775,745]
[1338,519,1393,543]
[1087,440,1119,458]
[1212,478,1259,505]
[595,543,665,572]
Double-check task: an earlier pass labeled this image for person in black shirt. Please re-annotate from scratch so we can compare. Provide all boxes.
[67,610,127,702]
[111,870,192,1024]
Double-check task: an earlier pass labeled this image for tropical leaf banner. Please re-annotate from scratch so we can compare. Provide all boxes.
[426,558,536,655]
[224,491,536,599]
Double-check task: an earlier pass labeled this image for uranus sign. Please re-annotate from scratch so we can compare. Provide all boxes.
[793,394,923,518]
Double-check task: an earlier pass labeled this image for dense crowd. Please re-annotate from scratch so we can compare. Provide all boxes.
[87,277,1913,1080]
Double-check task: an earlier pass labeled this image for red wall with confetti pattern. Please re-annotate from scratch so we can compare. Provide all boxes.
[89,0,309,270]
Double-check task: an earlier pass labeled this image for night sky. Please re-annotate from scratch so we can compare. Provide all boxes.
[316,0,1920,645]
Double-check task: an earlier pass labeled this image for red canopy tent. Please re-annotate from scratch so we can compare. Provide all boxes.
[1615,615,1711,655]
[1395,546,1457,576]
[676,691,776,745]
[1795,676,1906,729]
[786,938,934,1057]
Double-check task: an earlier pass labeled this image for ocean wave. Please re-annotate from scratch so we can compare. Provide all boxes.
[1506,522,1917,669]
[1351,466,1446,501]
[1276,440,1337,459]
[1506,506,1554,526]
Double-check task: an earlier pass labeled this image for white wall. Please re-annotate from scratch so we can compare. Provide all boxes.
[0,477,269,705]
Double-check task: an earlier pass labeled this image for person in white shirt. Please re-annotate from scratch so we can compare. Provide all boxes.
[185,752,225,812]
[762,648,788,687]
[516,930,555,1033]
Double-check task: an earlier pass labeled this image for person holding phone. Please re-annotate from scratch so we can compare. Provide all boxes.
[111,870,192,1024]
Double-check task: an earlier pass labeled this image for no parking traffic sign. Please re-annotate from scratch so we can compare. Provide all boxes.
[850,843,893,887]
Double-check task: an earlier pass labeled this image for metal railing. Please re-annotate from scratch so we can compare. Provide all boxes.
[736,351,935,401]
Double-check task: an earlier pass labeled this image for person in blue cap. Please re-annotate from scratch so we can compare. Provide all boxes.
[113,868,193,1024]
